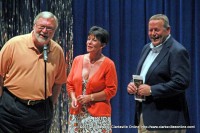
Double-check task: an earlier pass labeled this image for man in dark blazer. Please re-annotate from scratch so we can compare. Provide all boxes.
[127,14,190,133]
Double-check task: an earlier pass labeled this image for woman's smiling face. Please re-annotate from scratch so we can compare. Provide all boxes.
[86,34,103,54]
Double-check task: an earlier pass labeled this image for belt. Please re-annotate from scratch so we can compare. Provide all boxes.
[4,88,46,106]
[18,98,44,106]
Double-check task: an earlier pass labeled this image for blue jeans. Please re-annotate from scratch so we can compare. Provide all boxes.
[0,89,53,133]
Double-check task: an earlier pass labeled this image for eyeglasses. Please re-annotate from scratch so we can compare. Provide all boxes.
[35,24,55,32]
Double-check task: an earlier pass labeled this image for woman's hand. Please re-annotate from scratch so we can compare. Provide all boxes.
[77,95,91,104]
[71,98,78,108]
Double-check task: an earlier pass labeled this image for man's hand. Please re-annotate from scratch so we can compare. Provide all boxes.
[51,84,62,104]
[127,82,137,94]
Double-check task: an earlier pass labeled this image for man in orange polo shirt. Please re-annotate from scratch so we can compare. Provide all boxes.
[0,11,66,132]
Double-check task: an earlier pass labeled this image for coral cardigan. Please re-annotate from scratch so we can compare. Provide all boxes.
[67,55,118,117]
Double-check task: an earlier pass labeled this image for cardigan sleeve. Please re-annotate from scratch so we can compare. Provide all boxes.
[66,56,78,94]
[103,60,118,100]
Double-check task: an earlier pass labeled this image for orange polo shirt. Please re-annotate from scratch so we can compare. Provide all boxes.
[67,55,118,117]
[0,32,66,100]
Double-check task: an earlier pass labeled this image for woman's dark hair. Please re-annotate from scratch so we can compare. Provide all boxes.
[88,26,109,44]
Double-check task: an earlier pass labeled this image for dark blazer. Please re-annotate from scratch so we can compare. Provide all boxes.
[134,36,191,129]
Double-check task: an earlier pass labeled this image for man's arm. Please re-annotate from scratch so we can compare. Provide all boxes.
[51,84,62,104]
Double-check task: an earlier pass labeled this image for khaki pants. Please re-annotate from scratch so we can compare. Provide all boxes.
[138,114,186,133]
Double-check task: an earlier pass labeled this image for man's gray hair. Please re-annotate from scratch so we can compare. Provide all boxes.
[33,11,58,29]
[149,14,170,29]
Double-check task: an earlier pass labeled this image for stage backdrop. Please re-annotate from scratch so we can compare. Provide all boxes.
[72,0,199,133]
[0,0,73,132]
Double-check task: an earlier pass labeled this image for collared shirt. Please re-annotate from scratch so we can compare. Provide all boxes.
[0,32,66,100]
[140,35,171,83]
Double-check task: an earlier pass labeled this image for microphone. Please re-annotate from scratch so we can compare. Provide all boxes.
[43,44,48,62]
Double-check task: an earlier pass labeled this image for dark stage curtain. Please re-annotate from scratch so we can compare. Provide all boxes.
[72,0,200,133]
